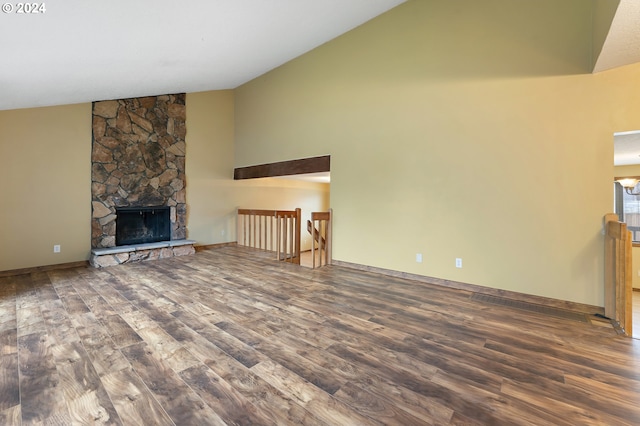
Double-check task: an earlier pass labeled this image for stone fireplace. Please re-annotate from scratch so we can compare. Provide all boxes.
[90,94,194,267]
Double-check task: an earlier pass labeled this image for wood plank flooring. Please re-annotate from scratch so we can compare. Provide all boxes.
[2,245,640,425]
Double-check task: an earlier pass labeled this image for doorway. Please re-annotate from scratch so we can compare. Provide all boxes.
[234,155,332,268]
[613,130,640,338]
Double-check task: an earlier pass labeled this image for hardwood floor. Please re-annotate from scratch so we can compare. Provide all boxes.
[2,245,640,425]
[300,250,321,269]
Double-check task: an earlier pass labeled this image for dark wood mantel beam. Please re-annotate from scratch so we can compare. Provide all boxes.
[233,155,330,180]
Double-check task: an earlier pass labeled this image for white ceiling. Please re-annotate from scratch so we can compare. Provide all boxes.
[602,1,640,167]
[0,0,405,111]
[1,0,640,113]
[614,131,640,166]
[593,0,640,72]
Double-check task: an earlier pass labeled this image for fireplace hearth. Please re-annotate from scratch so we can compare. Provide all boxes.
[116,206,170,246]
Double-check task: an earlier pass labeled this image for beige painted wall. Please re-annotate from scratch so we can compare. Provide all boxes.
[185,90,330,251]
[0,103,92,271]
[184,90,237,244]
[235,0,640,306]
[614,164,640,179]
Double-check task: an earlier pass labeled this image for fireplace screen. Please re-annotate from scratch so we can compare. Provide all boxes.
[115,206,171,246]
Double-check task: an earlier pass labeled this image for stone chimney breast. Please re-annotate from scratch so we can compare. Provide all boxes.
[90,94,187,249]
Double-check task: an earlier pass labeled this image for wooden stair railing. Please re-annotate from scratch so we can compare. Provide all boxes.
[307,221,326,250]
[275,209,301,264]
[237,208,301,265]
[604,213,632,336]
[308,209,332,268]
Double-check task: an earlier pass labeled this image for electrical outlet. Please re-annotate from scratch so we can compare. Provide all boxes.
[455,258,462,268]
[53,245,61,253]
[416,253,423,263]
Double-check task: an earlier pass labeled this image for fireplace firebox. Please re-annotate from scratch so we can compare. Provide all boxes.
[115,206,171,246]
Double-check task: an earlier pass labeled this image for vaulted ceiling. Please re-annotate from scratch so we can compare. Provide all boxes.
[0,0,405,111]
[593,0,640,72]
[0,0,638,112]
